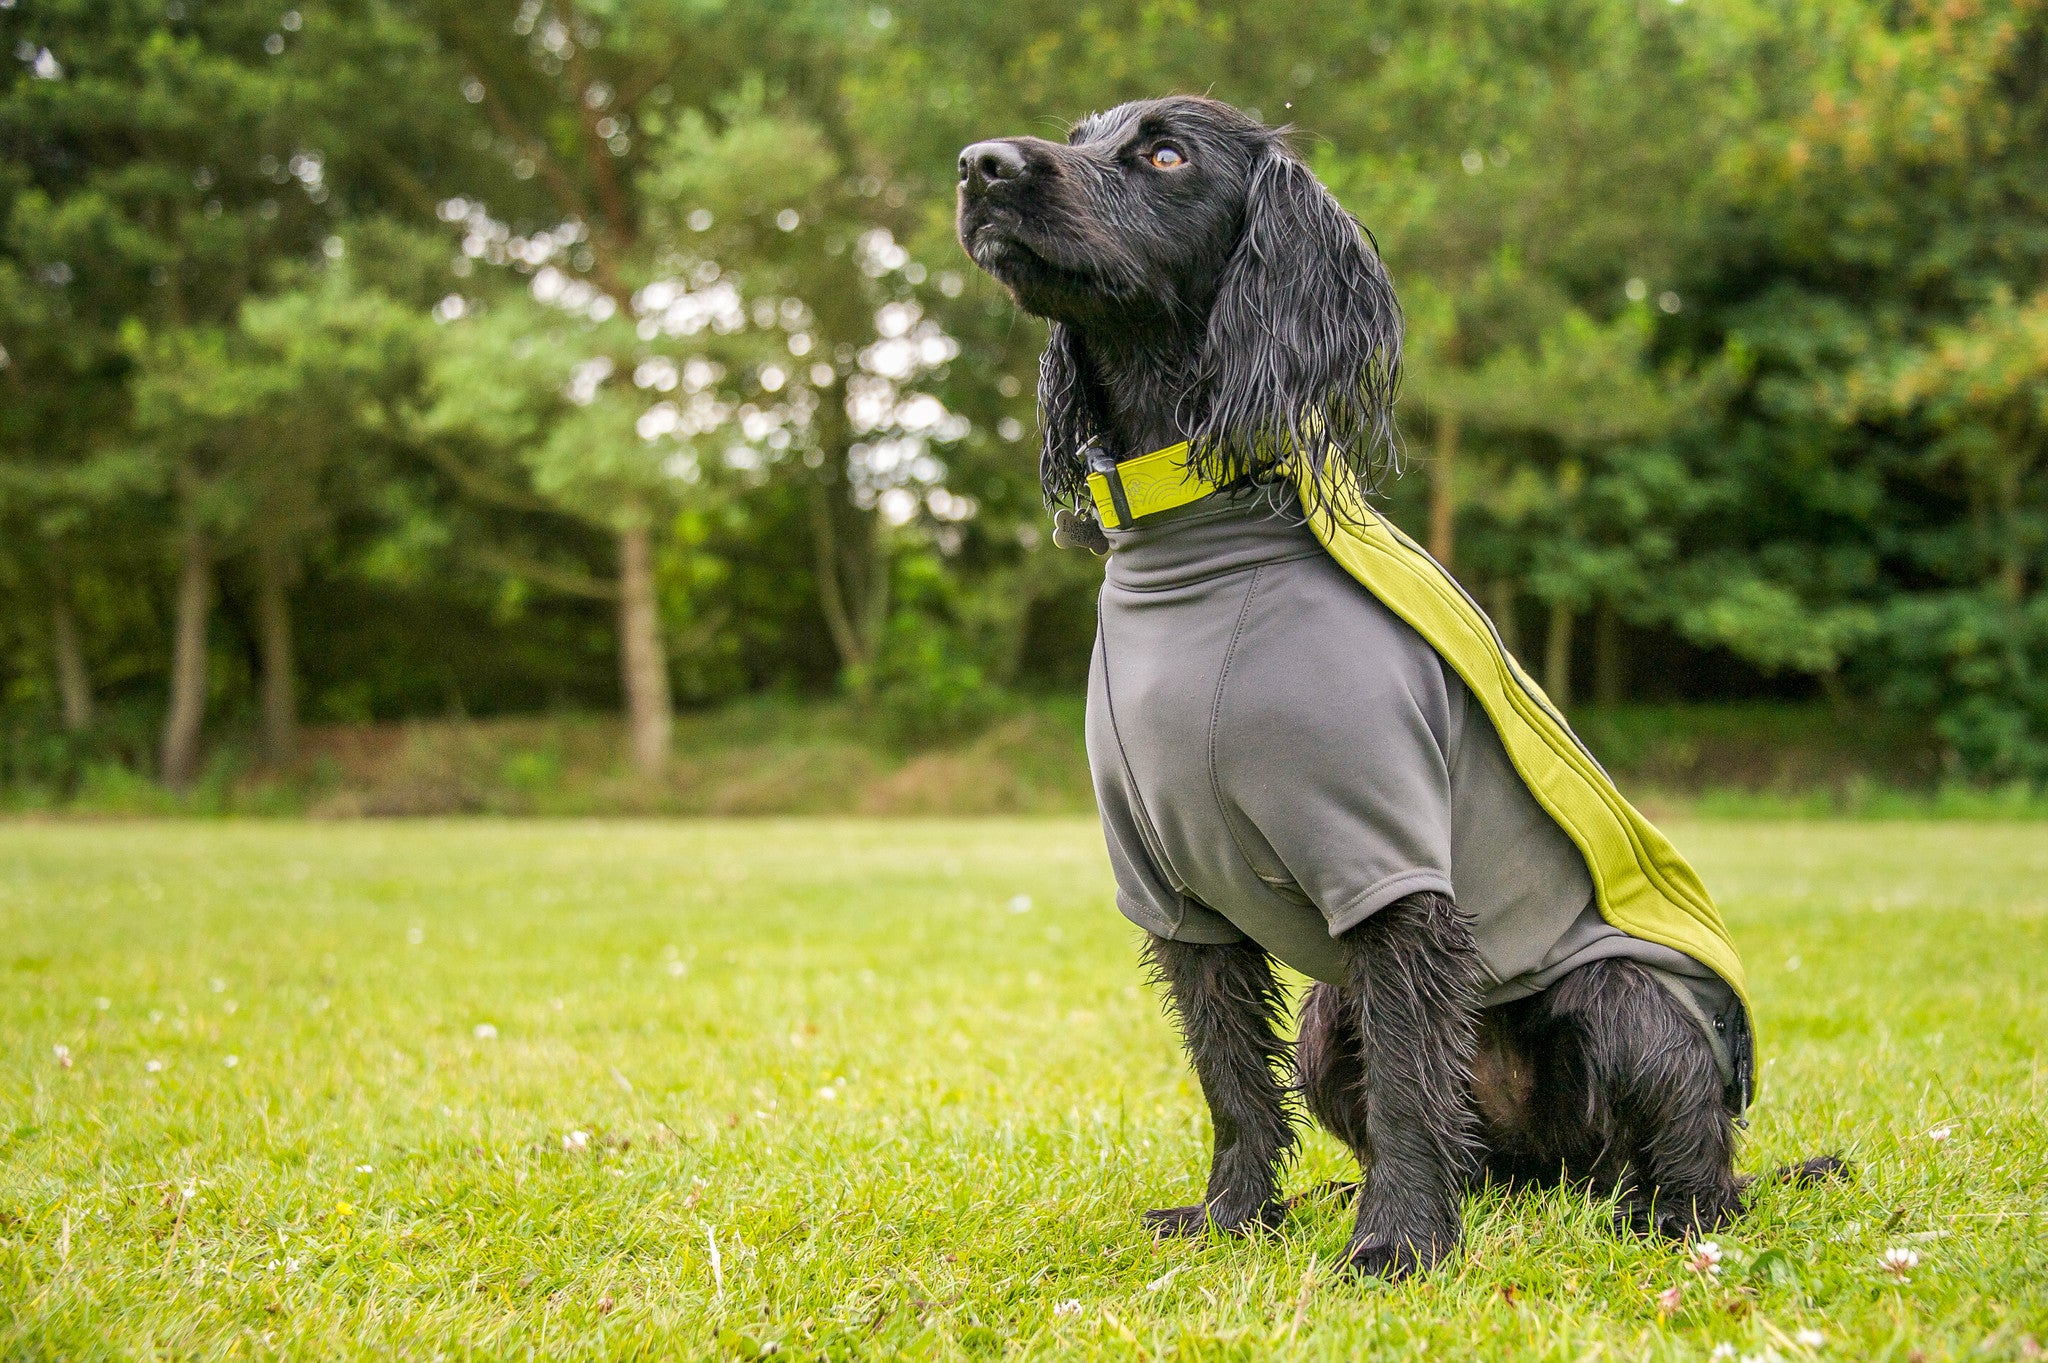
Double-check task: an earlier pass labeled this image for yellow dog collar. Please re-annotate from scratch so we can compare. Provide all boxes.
[1085,442,1219,530]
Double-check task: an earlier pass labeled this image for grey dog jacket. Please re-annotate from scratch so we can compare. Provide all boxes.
[1085,486,1739,1082]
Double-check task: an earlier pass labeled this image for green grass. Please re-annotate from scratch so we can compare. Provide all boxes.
[2,820,2044,1359]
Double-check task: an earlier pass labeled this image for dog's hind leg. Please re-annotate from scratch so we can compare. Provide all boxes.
[1290,981,1366,1207]
[1296,980,1368,1154]
[1533,960,1742,1239]
[1141,934,1296,1236]
[1302,989,1542,1200]
[1333,891,1486,1280]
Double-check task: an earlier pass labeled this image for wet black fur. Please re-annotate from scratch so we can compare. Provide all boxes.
[1137,935,1296,1238]
[957,95,1841,1279]
[956,95,1400,519]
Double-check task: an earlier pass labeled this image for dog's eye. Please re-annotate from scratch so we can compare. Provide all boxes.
[1149,144,1187,170]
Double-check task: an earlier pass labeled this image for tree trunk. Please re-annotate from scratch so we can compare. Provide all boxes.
[1487,579,1521,663]
[1994,444,2026,602]
[616,519,673,780]
[1543,599,1574,710]
[160,528,213,790]
[50,592,93,732]
[806,381,890,697]
[1593,602,1625,706]
[1428,410,1460,570]
[809,478,872,688]
[254,541,298,768]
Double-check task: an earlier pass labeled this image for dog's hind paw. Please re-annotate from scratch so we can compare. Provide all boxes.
[1141,1198,1282,1238]
[1341,1223,1458,1281]
[1616,1190,1740,1241]
[1141,1204,1212,1238]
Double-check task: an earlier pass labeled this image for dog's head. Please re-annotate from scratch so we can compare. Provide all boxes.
[956,95,1401,513]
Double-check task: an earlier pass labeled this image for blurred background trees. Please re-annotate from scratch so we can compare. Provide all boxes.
[2,0,2044,801]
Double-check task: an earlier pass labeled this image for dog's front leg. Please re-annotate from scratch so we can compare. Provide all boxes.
[1141,934,1295,1236]
[1340,891,1484,1280]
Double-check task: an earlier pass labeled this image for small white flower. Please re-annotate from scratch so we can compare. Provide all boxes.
[1794,1329,1825,1348]
[223,1054,239,1068]
[1053,1299,1083,1318]
[816,1086,838,1101]
[1925,1125,1952,1142]
[355,1164,373,1174]
[1006,894,1033,914]
[1880,1246,1919,1277]
[1688,1240,1724,1276]
[52,1044,72,1068]
[563,1129,591,1153]
[144,1058,164,1073]
[472,1023,498,1040]
[1711,1345,1737,1361]
[667,960,687,977]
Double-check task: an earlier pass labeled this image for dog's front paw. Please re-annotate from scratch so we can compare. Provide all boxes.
[1341,1221,1459,1281]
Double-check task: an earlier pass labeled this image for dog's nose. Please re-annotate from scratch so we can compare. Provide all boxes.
[959,140,1028,190]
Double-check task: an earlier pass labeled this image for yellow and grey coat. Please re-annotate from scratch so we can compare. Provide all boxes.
[1083,444,1754,1108]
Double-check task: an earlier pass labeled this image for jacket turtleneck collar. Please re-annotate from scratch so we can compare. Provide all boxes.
[1101,482,1323,592]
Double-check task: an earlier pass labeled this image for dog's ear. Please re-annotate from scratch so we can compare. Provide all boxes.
[1194,150,1402,505]
[1036,320,1100,509]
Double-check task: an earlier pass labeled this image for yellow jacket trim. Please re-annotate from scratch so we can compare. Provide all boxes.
[1293,467,1752,1033]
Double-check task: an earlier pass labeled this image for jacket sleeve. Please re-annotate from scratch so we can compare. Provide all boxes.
[1216,573,1459,938]
[1088,629,1245,945]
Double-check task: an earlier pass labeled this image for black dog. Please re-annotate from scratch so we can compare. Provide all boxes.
[956,96,1837,1280]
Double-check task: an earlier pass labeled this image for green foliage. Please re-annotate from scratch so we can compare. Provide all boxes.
[867,622,1002,748]
[1668,0,2048,773]
[1869,590,2048,782]
[3,0,2047,784]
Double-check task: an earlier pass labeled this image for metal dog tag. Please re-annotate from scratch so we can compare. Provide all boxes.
[1052,507,1110,556]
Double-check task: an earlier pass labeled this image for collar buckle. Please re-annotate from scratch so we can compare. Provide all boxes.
[1085,445,1135,529]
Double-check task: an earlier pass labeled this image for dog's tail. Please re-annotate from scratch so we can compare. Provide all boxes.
[1741,1154,1852,1196]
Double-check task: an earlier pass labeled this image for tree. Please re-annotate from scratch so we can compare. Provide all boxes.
[1673,0,2048,773]
[636,91,981,699]
[418,2,999,761]
[2,0,503,785]
[128,259,427,767]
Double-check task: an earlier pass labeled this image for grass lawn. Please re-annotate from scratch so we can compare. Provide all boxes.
[2,820,2044,1360]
